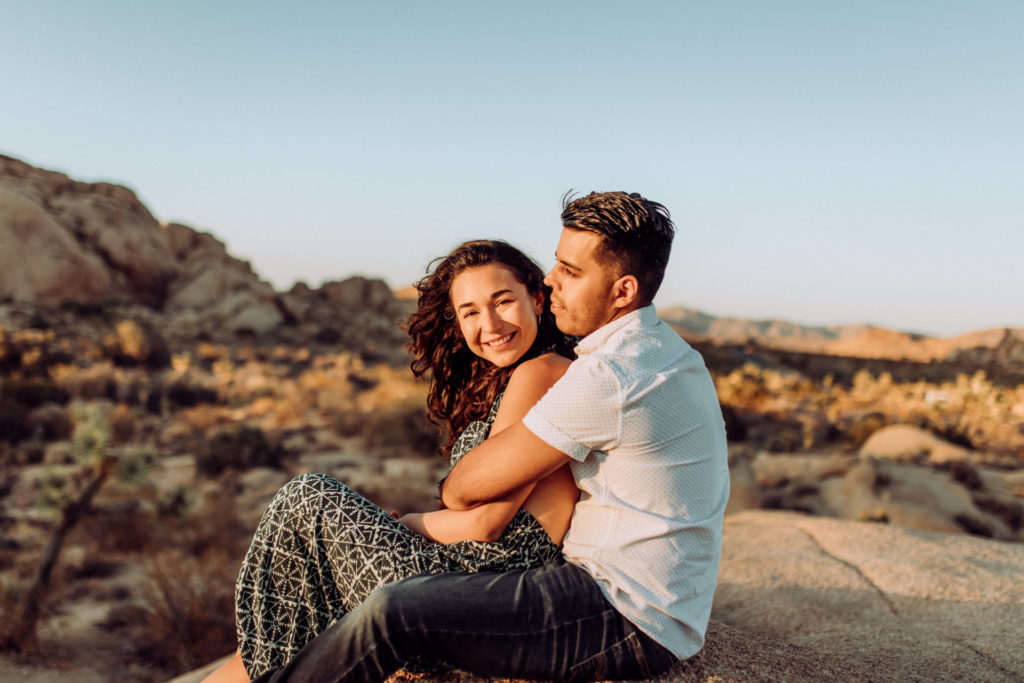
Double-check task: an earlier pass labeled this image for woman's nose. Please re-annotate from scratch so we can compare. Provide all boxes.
[481,307,502,332]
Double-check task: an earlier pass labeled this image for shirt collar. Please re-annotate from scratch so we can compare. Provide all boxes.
[574,305,658,356]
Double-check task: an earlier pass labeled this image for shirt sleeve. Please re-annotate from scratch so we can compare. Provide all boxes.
[521,355,622,462]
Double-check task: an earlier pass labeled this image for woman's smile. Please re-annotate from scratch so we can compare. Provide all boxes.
[450,264,544,368]
[485,332,516,348]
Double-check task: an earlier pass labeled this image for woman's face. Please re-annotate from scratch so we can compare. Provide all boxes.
[449,263,544,368]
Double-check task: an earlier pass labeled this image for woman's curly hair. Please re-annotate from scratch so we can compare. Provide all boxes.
[405,240,575,454]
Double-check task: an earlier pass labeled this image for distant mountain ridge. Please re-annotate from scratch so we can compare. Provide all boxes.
[658,305,1024,365]
[657,306,880,342]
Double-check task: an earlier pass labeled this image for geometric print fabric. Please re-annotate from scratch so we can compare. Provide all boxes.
[234,392,562,678]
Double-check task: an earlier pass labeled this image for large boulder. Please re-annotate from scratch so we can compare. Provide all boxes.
[172,511,1024,682]
[162,222,283,333]
[860,423,971,465]
[0,185,113,304]
[709,510,1024,680]
[0,155,178,307]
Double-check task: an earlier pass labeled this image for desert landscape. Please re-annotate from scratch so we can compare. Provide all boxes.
[2,154,1023,681]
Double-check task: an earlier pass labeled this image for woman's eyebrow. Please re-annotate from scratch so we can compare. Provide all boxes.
[455,289,515,311]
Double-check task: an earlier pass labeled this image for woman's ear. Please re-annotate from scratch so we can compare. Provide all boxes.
[532,291,544,316]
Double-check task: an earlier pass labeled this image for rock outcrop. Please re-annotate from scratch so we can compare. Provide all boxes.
[725,428,1024,543]
[0,155,410,358]
[0,155,176,307]
[171,511,1024,682]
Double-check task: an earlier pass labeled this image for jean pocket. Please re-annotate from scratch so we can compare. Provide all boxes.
[565,631,650,682]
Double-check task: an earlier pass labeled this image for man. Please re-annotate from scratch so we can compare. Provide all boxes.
[255,191,729,682]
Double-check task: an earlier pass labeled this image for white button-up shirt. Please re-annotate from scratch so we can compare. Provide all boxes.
[523,306,729,659]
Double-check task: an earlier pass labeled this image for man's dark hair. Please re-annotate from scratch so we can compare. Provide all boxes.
[560,191,675,306]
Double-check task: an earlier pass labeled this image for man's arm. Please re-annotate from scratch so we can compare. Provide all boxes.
[398,495,530,543]
[441,421,570,510]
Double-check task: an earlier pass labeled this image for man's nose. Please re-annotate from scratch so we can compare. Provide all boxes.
[543,268,556,288]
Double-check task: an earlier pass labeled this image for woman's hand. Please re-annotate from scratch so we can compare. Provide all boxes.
[397,512,427,536]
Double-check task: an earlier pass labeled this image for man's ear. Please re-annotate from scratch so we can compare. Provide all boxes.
[610,274,640,310]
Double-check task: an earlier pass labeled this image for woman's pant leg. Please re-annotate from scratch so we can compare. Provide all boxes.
[235,473,451,678]
[253,559,679,683]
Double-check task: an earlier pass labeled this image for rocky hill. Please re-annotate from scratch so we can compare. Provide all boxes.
[0,154,411,362]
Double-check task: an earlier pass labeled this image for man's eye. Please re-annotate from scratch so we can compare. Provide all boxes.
[496,299,512,307]
[463,311,478,318]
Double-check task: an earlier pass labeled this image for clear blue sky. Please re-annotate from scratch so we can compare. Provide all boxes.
[2,1,1021,337]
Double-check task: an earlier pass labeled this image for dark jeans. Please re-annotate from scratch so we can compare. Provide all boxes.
[252,558,679,682]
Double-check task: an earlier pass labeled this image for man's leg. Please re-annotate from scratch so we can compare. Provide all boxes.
[253,559,678,683]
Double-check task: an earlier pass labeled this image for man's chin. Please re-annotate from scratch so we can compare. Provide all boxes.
[554,317,583,337]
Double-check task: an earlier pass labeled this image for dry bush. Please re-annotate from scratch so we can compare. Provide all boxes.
[360,400,438,455]
[51,361,118,401]
[108,403,139,444]
[78,507,157,554]
[132,547,238,673]
[845,412,888,449]
[117,493,248,674]
[196,425,287,477]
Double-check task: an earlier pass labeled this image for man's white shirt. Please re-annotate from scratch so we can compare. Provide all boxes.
[523,306,729,659]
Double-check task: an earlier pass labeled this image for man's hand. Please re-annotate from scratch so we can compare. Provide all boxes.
[442,421,571,510]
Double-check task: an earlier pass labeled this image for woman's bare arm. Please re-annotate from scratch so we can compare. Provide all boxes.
[398,353,572,544]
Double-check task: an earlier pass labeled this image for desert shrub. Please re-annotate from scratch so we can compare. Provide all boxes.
[5,378,69,408]
[196,425,285,477]
[6,440,46,466]
[108,404,139,444]
[143,383,164,414]
[156,484,196,518]
[79,506,156,554]
[919,416,975,450]
[26,402,73,441]
[361,401,438,455]
[313,327,341,344]
[167,380,219,408]
[0,399,30,444]
[132,548,238,674]
[765,427,803,453]
[846,412,888,449]
[102,320,170,369]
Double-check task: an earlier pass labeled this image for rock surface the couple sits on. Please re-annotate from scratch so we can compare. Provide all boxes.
[171,510,1024,682]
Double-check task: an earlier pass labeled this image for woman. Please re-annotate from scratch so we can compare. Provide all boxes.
[206,240,578,682]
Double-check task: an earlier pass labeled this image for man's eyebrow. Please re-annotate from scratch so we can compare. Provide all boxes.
[455,288,515,311]
[555,255,580,271]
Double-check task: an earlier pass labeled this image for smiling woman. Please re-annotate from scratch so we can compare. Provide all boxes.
[450,263,544,368]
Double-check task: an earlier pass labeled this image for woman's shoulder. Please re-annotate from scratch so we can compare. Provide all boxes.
[508,352,572,387]
[489,353,574,431]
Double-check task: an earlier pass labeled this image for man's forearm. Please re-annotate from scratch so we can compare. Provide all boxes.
[441,421,571,509]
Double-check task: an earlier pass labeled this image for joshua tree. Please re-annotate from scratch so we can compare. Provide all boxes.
[1,403,151,652]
